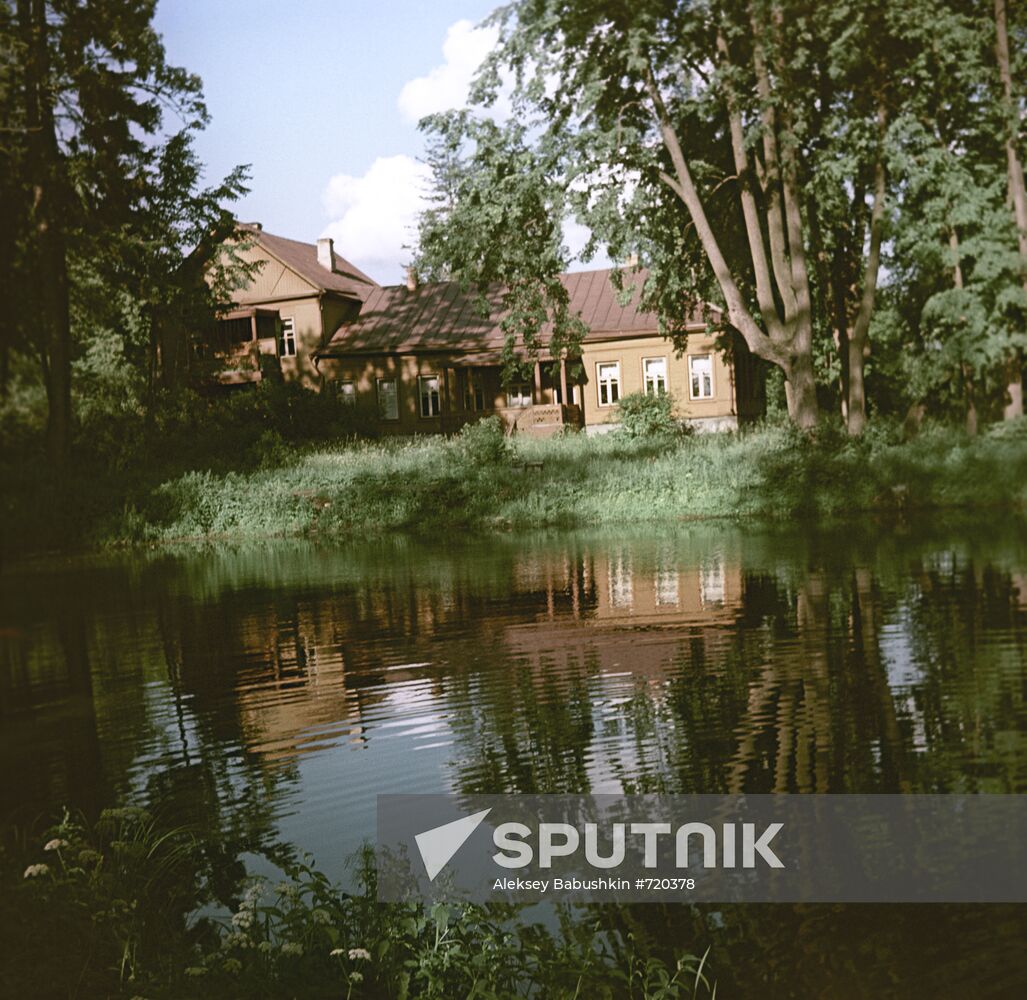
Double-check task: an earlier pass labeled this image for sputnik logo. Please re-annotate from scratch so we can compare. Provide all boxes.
[414,808,492,881]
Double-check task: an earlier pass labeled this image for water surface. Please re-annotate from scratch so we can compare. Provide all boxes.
[3,518,1026,996]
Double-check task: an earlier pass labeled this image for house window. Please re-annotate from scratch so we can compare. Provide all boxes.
[507,384,532,408]
[338,381,356,406]
[419,374,441,417]
[377,378,398,420]
[279,317,297,357]
[643,357,668,395]
[464,372,486,412]
[689,354,714,399]
[597,361,621,406]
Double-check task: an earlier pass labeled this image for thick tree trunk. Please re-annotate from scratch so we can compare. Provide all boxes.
[995,0,1026,419]
[646,29,820,432]
[785,354,819,430]
[23,0,72,464]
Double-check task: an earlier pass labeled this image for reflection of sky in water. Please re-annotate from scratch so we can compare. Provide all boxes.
[881,615,925,690]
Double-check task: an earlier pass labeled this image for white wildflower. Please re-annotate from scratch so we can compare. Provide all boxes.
[349,970,364,984]
[231,910,255,929]
[23,864,50,878]
[43,838,69,852]
[222,958,242,975]
[311,907,331,925]
[280,941,304,957]
[258,941,275,954]
[348,947,371,961]
[184,967,207,977]
[330,948,346,957]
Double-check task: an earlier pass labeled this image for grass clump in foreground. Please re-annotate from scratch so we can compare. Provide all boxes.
[5,406,1027,553]
[1,808,714,999]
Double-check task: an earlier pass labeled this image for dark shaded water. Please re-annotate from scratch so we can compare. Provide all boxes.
[2,518,1026,996]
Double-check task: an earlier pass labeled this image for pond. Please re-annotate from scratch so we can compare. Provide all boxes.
[2,517,1026,996]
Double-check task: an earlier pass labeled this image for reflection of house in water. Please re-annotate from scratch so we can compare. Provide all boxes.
[503,548,745,680]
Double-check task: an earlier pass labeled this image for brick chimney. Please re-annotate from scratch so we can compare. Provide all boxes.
[317,237,337,272]
[405,265,418,291]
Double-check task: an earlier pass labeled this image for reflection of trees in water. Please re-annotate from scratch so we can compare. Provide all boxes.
[3,529,1026,992]
[444,543,1026,799]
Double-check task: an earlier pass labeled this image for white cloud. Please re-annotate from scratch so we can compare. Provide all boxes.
[321,155,432,285]
[397,19,508,123]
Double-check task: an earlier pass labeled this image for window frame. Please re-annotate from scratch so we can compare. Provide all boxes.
[376,377,399,421]
[642,356,668,396]
[464,371,486,412]
[596,361,621,407]
[418,373,442,418]
[688,354,714,400]
[279,316,297,357]
[337,380,356,406]
[506,384,532,408]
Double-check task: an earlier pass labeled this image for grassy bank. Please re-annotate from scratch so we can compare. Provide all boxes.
[4,414,1027,554]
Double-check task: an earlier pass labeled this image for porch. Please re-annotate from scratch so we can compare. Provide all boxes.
[446,357,584,437]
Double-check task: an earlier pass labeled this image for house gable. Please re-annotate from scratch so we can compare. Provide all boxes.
[232,240,321,302]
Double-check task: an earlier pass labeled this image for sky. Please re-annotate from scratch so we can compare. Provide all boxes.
[154,0,501,284]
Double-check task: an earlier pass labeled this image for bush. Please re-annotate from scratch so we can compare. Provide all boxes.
[616,391,681,438]
[455,415,511,465]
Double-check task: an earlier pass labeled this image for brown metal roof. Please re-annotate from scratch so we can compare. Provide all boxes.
[240,225,379,300]
[317,267,699,360]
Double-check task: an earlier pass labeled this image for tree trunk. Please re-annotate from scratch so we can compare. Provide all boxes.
[22,0,72,465]
[847,104,887,437]
[963,364,978,436]
[995,0,1026,420]
[785,355,819,430]
[645,30,820,432]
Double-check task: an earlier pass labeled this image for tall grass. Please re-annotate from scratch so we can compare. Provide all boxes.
[4,415,1027,554]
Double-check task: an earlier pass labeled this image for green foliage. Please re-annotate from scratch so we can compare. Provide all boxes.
[5,420,1027,555]
[616,391,682,439]
[3,814,715,999]
[416,113,587,387]
[456,414,511,465]
[0,0,253,460]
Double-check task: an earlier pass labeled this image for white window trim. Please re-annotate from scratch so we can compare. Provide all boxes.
[280,316,297,357]
[507,384,532,408]
[377,377,399,421]
[596,361,621,407]
[688,354,715,400]
[338,380,356,405]
[418,373,441,418]
[642,356,668,395]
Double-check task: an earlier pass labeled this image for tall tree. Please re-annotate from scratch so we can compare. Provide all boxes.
[0,0,237,463]
[993,0,1026,419]
[417,0,914,430]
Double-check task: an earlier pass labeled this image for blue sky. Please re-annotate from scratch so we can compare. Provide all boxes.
[154,0,498,283]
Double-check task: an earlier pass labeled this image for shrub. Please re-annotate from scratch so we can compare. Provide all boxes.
[616,391,681,438]
[455,415,511,465]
